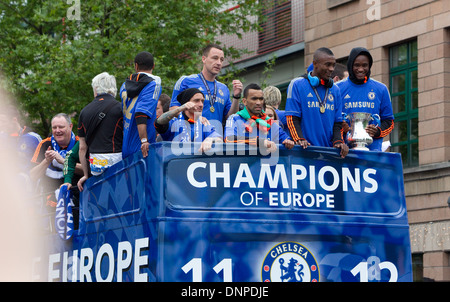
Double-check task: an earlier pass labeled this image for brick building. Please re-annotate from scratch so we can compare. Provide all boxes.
[221,0,450,281]
[304,0,450,282]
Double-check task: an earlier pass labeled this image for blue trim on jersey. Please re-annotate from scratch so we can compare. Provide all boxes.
[337,78,394,151]
[160,114,221,142]
[170,74,231,123]
[285,77,343,147]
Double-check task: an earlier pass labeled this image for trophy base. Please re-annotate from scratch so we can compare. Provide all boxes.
[352,146,370,151]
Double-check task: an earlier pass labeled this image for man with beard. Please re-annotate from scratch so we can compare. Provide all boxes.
[225,83,294,153]
[155,88,222,153]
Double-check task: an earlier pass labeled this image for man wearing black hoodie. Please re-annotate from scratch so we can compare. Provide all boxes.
[337,47,394,151]
[120,51,162,158]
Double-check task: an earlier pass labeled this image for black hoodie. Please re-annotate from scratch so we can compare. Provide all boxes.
[124,73,154,99]
[344,47,394,140]
[347,47,373,85]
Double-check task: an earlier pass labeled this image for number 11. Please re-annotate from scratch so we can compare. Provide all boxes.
[181,258,233,282]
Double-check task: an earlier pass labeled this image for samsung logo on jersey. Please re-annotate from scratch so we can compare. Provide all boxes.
[308,101,334,111]
[186,162,378,193]
[204,94,226,105]
[345,101,375,109]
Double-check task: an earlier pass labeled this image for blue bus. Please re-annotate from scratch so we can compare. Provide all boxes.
[38,142,412,282]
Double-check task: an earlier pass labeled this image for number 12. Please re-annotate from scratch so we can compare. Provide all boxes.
[351,257,398,282]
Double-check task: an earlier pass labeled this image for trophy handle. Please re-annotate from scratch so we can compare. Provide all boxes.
[342,113,350,124]
[370,114,380,127]
[342,113,350,142]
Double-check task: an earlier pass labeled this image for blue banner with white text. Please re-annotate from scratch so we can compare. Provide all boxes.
[42,143,412,282]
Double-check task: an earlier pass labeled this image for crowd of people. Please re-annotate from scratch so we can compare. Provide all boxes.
[8,43,394,223]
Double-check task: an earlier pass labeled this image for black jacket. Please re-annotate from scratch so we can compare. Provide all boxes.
[125,73,154,99]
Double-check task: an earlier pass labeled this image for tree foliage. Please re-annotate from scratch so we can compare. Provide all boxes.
[0,0,262,136]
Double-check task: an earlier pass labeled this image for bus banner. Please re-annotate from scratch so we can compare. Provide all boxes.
[40,143,412,282]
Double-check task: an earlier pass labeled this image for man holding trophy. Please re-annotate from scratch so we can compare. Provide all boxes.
[337,47,395,151]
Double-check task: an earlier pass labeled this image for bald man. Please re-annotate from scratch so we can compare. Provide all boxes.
[285,47,348,158]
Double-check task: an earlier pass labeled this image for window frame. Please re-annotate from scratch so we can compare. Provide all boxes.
[389,40,419,167]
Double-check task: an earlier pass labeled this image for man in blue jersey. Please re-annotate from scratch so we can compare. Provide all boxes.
[337,47,394,151]
[225,83,294,152]
[169,44,243,125]
[120,51,162,158]
[285,47,348,158]
[155,88,222,153]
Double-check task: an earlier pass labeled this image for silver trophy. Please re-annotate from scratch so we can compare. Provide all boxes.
[344,113,380,151]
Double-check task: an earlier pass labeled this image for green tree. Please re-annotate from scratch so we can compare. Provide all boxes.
[0,0,262,136]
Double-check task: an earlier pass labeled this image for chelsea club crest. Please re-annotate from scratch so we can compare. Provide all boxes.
[261,242,320,282]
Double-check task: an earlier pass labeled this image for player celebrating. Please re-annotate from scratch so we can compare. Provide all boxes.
[155,88,222,153]
[337,47,394,151]
[285,47,348,158]
[169,44,243,124]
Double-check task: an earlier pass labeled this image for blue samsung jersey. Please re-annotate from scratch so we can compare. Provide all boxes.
[285,77,343,147]
[120,74,162,158]
[160,114,221,142]
[170,74,231,123]
[225,114,291,144]
[337,78,394,151]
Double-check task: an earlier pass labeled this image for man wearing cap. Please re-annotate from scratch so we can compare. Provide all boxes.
[155,88,222,153]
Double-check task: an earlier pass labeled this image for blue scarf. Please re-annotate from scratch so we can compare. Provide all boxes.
[51,132,77,158]
[55,184,74,240]
[46,132,77,179]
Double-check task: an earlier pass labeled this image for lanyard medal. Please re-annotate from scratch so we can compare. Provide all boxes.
[199,73,217,113]
[312,86,329,114]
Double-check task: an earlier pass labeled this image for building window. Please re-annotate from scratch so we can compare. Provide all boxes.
[389,40,418,167]
[412,253,424,282]
[258,0,292,54]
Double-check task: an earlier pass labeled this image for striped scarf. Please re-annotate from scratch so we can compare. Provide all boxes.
[237,107,272,134]
[46,132,77,179]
